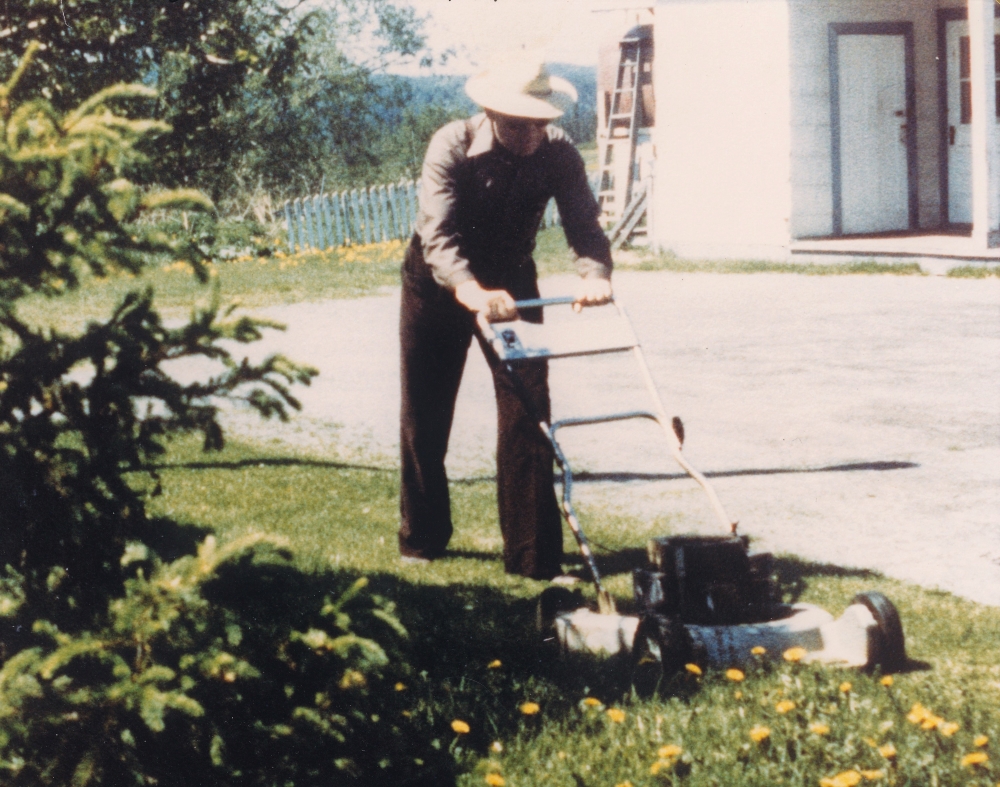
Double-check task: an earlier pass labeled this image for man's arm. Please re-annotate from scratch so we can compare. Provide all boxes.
[550,139,614,305]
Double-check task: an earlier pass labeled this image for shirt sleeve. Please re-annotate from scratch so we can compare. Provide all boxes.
[551,141,614,280]
[415,121,476,290]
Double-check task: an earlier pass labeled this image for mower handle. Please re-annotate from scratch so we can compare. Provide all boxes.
[514,296,615,310]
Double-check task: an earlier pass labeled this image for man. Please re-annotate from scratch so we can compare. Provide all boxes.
[398,59,613,580]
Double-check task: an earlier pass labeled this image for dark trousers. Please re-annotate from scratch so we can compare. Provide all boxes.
[398,242,563,579]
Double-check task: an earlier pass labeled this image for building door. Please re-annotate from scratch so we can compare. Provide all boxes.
[945,18,1000,224]
[835,33,911,234]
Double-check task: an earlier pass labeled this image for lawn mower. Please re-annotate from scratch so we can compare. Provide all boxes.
[477,296,908,679]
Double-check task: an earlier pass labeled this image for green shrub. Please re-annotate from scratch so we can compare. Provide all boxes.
[0,535,451,786]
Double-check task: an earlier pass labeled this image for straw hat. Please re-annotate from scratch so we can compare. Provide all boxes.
[465,59,577,120]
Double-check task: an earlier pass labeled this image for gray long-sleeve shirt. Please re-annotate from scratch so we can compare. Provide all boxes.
[416,113,613,290]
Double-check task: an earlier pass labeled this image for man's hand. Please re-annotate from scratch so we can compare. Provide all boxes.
[454,280,518,322]
[573,277,613,312]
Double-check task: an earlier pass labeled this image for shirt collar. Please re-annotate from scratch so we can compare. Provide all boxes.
[466,113,495,158]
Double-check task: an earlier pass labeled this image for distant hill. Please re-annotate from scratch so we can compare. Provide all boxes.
[382,64,598,144]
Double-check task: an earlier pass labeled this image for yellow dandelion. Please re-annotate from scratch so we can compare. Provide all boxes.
[520,702,540,716]
[751,646,766,655]
[974,734,989,747]
[607,708,626,723]
[820,771,862,787]
[775,700,796,714]
[906,703,930,724]
[685,663,702,676]
[878,743,896,759]
[921,714,945,731]
[658,744,683,759]
[649,761,664,775]
[726,669,745,682]
[394,682,406,691]
[557,751,566,760]
[939,721,960,737]
[488,659,502,669]
[614,782,633,787]
[961,752,989,767]
[451,719,470,734]
[783,647,807,662]
[859,770,885,781]
[734,690,744,700]
[485,775,505,787]
[749,726,771,742]
[809,723,831,735]
[880,675,893,686]
[839,681,852,693]
[491,740,503,753]
[583,697,602,707]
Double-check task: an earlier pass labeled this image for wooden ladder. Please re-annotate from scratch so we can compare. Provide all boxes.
[597,32,646,227]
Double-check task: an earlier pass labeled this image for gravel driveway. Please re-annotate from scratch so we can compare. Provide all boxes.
[219,270,1000,607]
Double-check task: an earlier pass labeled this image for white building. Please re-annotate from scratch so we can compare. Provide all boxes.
[593,0,1000,265]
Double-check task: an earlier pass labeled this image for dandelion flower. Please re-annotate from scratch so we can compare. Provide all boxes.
[859,770,885,781]
[749,726,771,742]
[839,681,852,693]
[557,751,567,760]
[809,723,830,735]
[685,663,702,676]
[751,645,766,655]
[820,771,862,787]
[607,708,626,723]
[906,703,930,724]
[783,647,807,662]
[734,690,743,700]
[775,700,796,714]
[491,741,503,753]
[726,669,745,682]
[921,715,945,731]
[658,744,683,759]
[488,659,502,669]
[939,722,960,737]
[583,697,602,708]
[451,720,470,734]
[520,702,540,716]
[614,782,633,787]
[394,682,406,691]
[973,734,989,747]
[961,752,989,767]
[877,743,896,759]
[485,775,505,787]
[650,761,664,775]
[880,675,893,687]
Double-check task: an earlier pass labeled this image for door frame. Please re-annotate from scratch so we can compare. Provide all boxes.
[936,6,1000,228]
[828,22,918,236]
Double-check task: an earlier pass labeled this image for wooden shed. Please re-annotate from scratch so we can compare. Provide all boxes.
[592,0,1000,265]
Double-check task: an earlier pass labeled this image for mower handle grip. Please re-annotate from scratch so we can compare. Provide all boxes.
[514,296,615,310]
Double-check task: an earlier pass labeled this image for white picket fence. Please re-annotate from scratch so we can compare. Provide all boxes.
[281,180,570,253]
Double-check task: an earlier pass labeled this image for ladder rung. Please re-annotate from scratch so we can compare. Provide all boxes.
[609,113,634,120]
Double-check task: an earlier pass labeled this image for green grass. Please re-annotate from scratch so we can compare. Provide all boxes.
[139,436,1000,787]
[946,264,1000,279]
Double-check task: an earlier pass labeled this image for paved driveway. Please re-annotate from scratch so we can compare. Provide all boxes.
[221,271,1000,606]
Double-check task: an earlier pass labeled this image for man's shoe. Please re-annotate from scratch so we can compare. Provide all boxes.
[400,555,432,566]
[549,574,581,587]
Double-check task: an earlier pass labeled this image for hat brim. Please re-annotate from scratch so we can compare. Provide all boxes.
[465,73,577,120]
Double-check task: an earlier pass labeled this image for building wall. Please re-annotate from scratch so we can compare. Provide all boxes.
[788,0,962,238]
[652,0,794,260]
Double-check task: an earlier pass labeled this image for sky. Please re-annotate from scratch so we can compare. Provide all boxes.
[391,0,610,74]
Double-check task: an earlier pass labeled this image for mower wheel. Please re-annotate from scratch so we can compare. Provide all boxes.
[631,613,693,697]
[852,591,907,673]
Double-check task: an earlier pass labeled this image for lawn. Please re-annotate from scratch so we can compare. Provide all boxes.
[28,232,1000,786]
[138,435,1000,787]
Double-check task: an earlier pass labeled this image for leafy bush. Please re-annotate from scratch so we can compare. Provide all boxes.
[0,44,455,787]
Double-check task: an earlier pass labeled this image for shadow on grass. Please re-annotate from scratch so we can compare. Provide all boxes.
[450,459,918,487]
[147,456,392,474]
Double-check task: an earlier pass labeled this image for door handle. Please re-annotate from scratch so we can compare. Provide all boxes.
[949,125,956,145]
